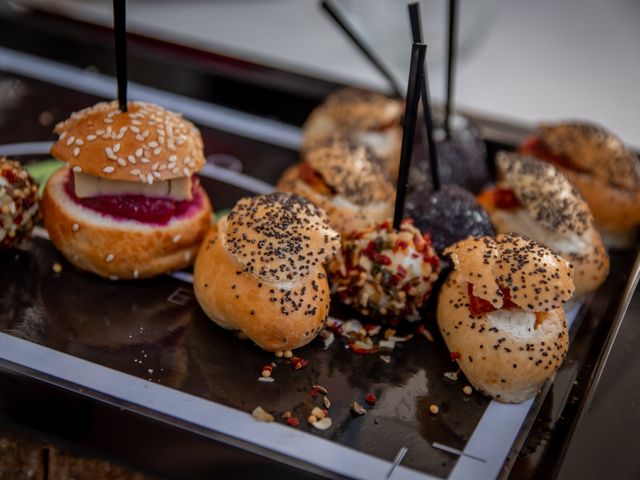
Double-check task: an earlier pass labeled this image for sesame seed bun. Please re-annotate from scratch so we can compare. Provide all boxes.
[444,234,575,312]
[41,168,212,279]
[437,270,569,403]
[302,88,403,180]
[52,101,205,183]
[277,140,394,235]
[486,152,609,296]
[194,192,340,351]
[528,122,640,243]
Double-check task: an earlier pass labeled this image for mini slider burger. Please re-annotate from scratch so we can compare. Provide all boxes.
[41,101,212,279]
[302,88,404,181]
[194,192,340,352]
[478,152,608,296]
[0,157,39,249]
[438,234,574,403]
[277,138,395,235]
[521,122,640,247]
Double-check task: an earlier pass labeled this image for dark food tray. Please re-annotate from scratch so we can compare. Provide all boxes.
[0,9,639,480]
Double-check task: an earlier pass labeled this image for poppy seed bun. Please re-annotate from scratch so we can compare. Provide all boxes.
[444,234,575,312]
[302,88,403,180]
[437,270,569,403]
[52,101,205,182]
[277,140,394,235]
[488,152,609,296]
[42,168,212,279]
[529,122,640,242]
[194,193,340,351]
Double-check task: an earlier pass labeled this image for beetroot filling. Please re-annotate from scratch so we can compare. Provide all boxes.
[64,172,203,226]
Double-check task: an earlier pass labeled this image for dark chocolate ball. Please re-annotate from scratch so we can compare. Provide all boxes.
[406,185,495,255]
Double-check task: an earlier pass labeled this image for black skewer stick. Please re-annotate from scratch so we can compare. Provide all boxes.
[408,2,440,191]
[393,42,426,230]
[113,0,128,112]
[321,0,404,98]
[444,0,458,138]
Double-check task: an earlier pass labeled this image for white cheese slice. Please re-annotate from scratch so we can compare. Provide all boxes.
[74,173,192,200]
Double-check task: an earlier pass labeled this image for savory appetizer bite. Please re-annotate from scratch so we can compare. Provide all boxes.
[41,101,212,279]
[406,184,494,255]
[328,219,441,322]
[478,152,608,296]
[277,138,395,235]
[194,192,340,352]
[410,113,490,195]
[521,122,640,246]
[302,88,403,180]
[438,234,575,403]
[0,157,39,249]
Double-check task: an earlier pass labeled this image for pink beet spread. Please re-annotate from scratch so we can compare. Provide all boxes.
[64,172,204,226]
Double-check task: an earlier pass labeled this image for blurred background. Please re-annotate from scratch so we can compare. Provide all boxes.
[8,0,640,148]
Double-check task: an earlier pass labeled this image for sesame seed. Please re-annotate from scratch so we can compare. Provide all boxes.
[184,252,191,262]
[173,235,181,243]
[73,147,80,157]
[103,166,115,174]
[149,141,158,148]
[183,167,191,176]
[72,166,82,173]
[151,163,159,171]
[135,134,144,141]
[135,148,143,157]
[75,139,84,146]
[59,131,67,140]
[169,155,177,162]
[153,147,162,155]
[87,135,97,141]
[113,143,121,153]
[139,173,147,183]
[66,136,75,146]
[133,269,139,279]
[130,126,140,133]
[152,171,161,179]
[117,158,127,167]
[128,155,136,164]
[141,158,150,164]
[72,223,79,232]
[146,173,154,184]
[105,254,114,262]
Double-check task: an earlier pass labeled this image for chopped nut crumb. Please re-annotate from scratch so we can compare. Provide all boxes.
[463,385,473,395]
[252,406,274,422]
[52,262,62,274]
[350,402,367,416]
[429,404,439,415]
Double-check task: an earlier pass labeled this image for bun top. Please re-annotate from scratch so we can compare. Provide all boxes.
[304,139,394,205]
[51,101,205,183]
[537,122,640,191]
[445,233,575,312]
[496,151,593,236]
[310,88,403,131]
[225,192,340,284]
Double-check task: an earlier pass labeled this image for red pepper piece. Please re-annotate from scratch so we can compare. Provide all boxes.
[365,393,377,405]
[286,417,300,427]
[450,351,461,360]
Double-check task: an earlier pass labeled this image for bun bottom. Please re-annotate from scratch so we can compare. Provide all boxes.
[194,221,331,352]
[437,271,569,403]
[560,168,640,244]
[41,168,212,279]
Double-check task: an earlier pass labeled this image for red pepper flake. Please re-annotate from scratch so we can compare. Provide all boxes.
[365,393,377,405]
[286,417,300,427]
[450,351,461,361]
[349,343,372,355]
[291,357,308,370]
[311,386,319,398]
[261,365,273,373]
[393,239,409,253]
[379,220,391,230]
